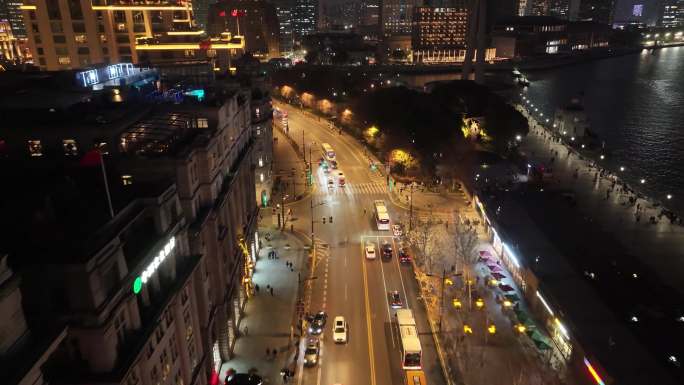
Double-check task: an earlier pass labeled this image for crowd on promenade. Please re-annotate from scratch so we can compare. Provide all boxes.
[517,103,684,228]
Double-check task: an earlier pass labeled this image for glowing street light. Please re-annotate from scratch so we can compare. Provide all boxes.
[600,154,605,160]
[488,324,497,334]
[463,324,473,334]
[571,137,575,141]
[516,135,522,141]
[515,324,527,333]
[620,166,625,172]
[640,178,646,184]
[667,194,673,200]
[545,118,550,123]
[581,144,586,149]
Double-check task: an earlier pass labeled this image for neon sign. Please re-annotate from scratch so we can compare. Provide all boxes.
[583,357,606,385]
[132,236,176,294]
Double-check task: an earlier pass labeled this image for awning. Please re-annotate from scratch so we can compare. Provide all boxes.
[492,272,506,280]
[487,264,503,272]
[499,284,515,292]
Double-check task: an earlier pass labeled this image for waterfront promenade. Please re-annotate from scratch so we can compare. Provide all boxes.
[517,103,684,295]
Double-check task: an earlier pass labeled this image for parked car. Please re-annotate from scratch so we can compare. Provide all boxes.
[392,224,402,237]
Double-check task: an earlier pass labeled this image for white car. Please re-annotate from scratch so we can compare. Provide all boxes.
[365,243,376,259]
[332,316,348,343]
[392,224,402,237]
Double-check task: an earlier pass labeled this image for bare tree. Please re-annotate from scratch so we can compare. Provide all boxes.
[448,214,479,272]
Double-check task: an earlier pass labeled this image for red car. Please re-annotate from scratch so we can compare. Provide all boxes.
[399,248,411,264]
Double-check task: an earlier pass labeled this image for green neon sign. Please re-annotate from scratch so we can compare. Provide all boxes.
[132,277,143,294]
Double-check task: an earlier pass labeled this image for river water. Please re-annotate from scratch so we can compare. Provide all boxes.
[519,47,684,213]
[403,49,684,212]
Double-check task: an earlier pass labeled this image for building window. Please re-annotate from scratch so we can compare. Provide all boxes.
[150,366,159,384]
[63,139,78,156]
[77,47,90,55]
[75,34,87,43]
[58,56,71,65]
[197,118,208,128]
[181,285,189,304]
[54,35,67,44]
[28,140,42,157]
[117,23,127,32]
[258,157,263,167]
[146,342,154,358]
[50,21,64,33]
[170,334,179,361]
[155,327,163,343]
[122,175,133,186]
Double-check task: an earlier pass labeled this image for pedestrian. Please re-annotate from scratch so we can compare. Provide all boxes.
[290,267,294,272]
[255,284,260,293]
[270,287,274,296]
[267,284,271,290]
[266,348,271,357]
[244,326,249,336]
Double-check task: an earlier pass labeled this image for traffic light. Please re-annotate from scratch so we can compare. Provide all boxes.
[329,216,333,223]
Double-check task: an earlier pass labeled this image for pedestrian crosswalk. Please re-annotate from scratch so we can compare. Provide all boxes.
[315,182,388,197]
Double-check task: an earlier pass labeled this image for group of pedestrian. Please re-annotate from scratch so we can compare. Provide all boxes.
[286,260,294,272]
[265,347,278,360]
[268,249,278,259]
[523,103,684,229]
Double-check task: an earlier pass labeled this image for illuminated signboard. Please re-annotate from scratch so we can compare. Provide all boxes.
[583,357,606,385]
[132,236,176,294]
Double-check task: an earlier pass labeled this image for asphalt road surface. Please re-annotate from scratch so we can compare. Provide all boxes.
[277,102,448,385]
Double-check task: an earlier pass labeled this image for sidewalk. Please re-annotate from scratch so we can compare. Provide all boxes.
[388,182,469,216]
[409,220,571,385]
[219,227,307,384]
[515,103,684,294]
[273,122,311,205]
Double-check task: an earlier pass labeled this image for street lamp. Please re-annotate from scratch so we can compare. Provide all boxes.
[667,194,673,200]
[600,154,605,160]
[640,178,646,184]
[620,166,625,172]
[515,135,522,141]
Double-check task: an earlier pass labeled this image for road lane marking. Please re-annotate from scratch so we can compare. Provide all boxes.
[376,236,396,348]
[345,283,348,301]
[392,237,409,310]
[361,239,377,385]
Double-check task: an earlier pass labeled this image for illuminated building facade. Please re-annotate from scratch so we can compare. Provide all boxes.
[19,0,204,70]
[0,0,25,37]
[274,0,294,55]
[411,5,470,63]
[0,19,28,62]
[208,0,280,59]
[0,66,260,385]
[293,0,318,44]
[660,0,680,26]
[381,0,421,36]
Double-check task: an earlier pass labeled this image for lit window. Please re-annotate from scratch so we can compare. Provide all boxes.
[260,173,264,182]
[197,118,208,128]
[117,23,126,32]
[28,140,42,157]
[122,175,133,186]
[63,139,78,156]
[75,34,87,43]
[258,157,263,167]
[58,56,71,65]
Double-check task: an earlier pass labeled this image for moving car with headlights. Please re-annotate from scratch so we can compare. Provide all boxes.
[365,243,376,259]
[308,311,327,335]
[332,316,348,343]
[337,171,345,186]
[381,242,393,260]
[304,338,320,366]
[389,290,403,308]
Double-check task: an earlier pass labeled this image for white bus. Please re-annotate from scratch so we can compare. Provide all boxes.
[373,200,390,231]
[396,309,422,370]
[321,143,336,162]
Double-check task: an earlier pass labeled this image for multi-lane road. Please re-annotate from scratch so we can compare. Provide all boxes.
[276,102,448,385]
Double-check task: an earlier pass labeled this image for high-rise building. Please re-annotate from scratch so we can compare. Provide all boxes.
[293,0,318,44]
[381,0,422,36]
[548,0,571,18]
[209,0,280,59]
[577,0,616,24]
[0,19,29,62]
[19,0,201,70]
[660,0,680,26]
[0,0,24,37]
[412,4,470,63]
[274,0,295,55]
[361,0,381,25]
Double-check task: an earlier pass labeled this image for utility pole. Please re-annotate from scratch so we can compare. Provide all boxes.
[439,268,446,333]
[409,183,414,231]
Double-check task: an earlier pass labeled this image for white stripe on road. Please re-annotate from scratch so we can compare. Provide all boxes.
[376,236,396,348]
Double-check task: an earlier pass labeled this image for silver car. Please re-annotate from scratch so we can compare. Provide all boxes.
[303,337,320,367]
